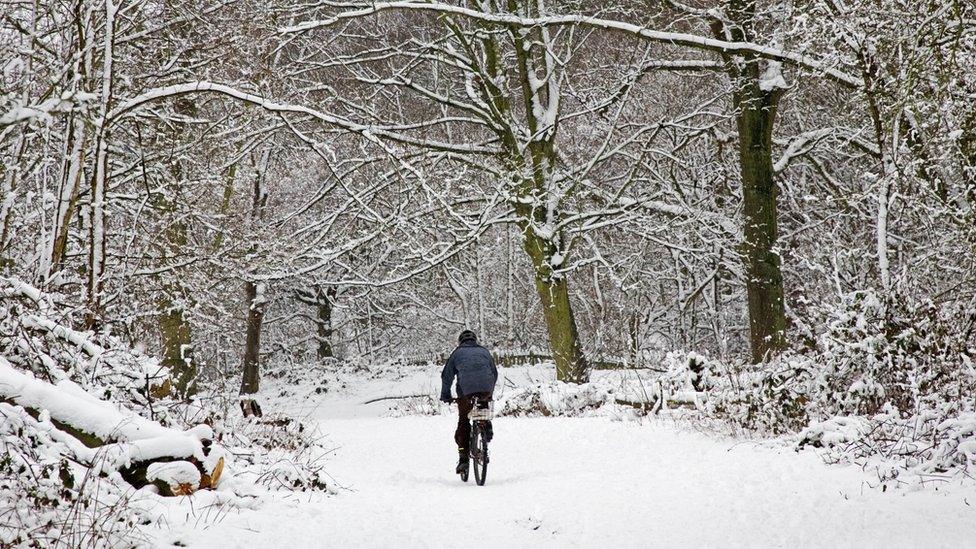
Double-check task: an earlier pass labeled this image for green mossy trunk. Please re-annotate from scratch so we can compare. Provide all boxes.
[470,8,589,383]
[156,94,197,395]
[534,274,589,383]
[155,210,194,395]
[519,221,589,383]
[160,297,194,397]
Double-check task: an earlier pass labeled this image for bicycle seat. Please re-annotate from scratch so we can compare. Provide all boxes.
[469,399,494,420]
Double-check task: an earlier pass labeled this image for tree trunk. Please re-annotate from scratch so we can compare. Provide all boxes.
[156,95,197,397]
[711,2,788,363]
[46,116,87,280]
[0,135,27,274]
[737,87,787,362]
[504,12,589,383]
[536,275,589,383]
[316,286,336,360]
[240,280,265,398]
[84,0,117,329]
[240,150,269,416]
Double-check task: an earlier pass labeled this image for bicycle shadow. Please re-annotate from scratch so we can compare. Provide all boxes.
[412,470,549,487]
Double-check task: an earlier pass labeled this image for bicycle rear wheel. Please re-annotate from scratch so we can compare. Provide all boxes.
[471,421,489,486]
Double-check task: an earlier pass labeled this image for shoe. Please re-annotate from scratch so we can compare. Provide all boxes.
[456,451,469,474]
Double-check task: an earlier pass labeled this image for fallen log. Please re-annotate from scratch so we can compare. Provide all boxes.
[0,358,220,495]
[362,393,432,405]
[614,398,656,412]
[614,389,709,414]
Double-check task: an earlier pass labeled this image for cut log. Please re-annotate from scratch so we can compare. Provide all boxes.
[201,456,225,490]
[240,397,263,417]
[147,461,202,496]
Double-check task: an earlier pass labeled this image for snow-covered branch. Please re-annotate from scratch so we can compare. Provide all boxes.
[108,81,500,155]
[281,1,860,88]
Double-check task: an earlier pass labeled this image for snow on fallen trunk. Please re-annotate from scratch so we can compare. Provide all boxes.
[0,276,170,406]
[0,357,219,495]
[0,357,209,446]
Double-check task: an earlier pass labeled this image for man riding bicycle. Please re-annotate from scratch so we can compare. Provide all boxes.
[440,329,497,475]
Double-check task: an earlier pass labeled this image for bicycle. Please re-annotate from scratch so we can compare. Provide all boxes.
[460,396,493,486]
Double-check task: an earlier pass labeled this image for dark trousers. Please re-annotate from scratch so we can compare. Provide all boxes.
[455,391,492,451]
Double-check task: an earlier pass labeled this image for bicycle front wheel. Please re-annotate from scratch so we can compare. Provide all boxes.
[471,421,489,486]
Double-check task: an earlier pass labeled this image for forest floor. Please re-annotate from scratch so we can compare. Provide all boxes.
[159,366,976,548]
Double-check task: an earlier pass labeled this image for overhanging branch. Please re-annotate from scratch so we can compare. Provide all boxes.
[281,2,860,89]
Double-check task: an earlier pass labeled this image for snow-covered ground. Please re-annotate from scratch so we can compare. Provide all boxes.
[162,365,976,548]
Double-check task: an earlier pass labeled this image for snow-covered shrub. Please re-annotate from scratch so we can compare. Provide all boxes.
[658,351,719,394]
[811,289,974,416]
[797,406,976,487]
[708,354,815,434]
[201,404,332,493]
[797,415,874,448]
[638,350,813,433]
[678,290,976,438]
[705,290,976,484]
[496,381,612,417]
[926,413,976,476]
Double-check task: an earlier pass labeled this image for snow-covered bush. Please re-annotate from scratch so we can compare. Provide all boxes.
[797,407,976,487]
[496,381,612,417]
[809,290,973,416]
[180,397,332,493]
[640,291,976,484]
[701,353,814,434]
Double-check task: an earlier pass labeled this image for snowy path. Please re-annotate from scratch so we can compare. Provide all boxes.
[181,414,976,548]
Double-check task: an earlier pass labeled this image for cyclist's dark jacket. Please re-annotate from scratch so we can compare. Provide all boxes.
[441,341,498,400]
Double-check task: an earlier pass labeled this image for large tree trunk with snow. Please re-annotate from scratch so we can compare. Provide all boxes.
[736,87,787,362]
[506,12,590,384]
[713,1,787,363]
[156,209,194,397]
[156,95,197,398]
[535,274,589,383]
[160,297,194,396]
